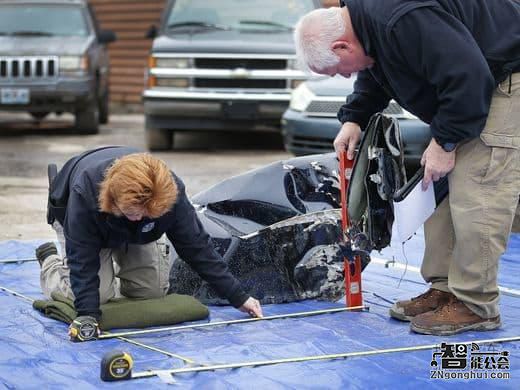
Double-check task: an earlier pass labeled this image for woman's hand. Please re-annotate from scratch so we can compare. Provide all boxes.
[239,297,263,318]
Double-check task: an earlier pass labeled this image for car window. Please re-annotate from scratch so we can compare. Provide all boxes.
[165,0,316,31]
[0,5,89,37]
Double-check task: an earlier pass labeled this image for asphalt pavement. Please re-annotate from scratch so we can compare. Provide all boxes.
[0,112,290,240]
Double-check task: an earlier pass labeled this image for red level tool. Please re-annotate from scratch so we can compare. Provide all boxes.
[339,151,363,308]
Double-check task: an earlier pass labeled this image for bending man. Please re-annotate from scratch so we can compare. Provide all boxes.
[294,0,519,335]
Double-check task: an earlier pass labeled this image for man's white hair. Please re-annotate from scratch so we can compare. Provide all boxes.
[294,7,346,72]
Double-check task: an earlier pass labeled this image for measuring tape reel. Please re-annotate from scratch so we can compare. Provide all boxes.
[100,350,133,381]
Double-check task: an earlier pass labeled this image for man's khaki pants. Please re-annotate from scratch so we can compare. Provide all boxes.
[422,73,520,319]
[40,222,171,304]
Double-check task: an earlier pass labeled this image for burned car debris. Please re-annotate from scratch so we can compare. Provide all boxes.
[168,153,365,304]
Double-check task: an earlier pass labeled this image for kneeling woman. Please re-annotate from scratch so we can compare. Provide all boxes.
[37,146,262,339]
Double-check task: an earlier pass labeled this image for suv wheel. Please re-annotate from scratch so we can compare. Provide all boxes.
[75,101,99,134]
[99,91,109,124]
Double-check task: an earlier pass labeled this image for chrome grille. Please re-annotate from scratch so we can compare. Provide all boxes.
[195,58,287,70]
[304,99,404,117]
[0,56,58,80]
[193,56,289,90]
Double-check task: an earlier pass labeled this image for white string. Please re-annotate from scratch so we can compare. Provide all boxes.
[396,238,410,289]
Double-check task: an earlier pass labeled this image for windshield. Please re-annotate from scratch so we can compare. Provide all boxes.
[0,5,89,37]
[165,0,316,32]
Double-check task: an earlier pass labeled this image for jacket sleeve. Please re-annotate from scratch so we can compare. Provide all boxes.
[388,7,494,145]
[337,69,391,129]
[166,186,249,308]
[62,188,103,319]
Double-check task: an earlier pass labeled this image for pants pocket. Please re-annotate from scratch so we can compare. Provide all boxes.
[476,138,518,187]
[115,238,170,299]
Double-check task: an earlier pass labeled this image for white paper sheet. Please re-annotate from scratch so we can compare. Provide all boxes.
[392,180,436,243]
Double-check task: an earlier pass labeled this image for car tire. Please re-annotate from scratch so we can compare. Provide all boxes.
[99,91,109,124]
[146,127,173,151]
[75,101,99,134]
[30,112,49,121]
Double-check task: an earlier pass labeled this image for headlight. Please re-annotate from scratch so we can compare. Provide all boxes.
[289,82,314,112]
[60,55,88,71]
[155,58,190,68]
[156,78,190,88]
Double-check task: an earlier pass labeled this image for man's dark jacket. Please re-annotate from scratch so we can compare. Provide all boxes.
[48,146,249,318]
[339,0,520,147]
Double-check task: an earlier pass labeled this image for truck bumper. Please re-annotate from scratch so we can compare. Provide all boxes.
[143,90,291,131]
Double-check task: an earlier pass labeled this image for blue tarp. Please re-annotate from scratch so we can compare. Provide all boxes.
[1,233,519,389]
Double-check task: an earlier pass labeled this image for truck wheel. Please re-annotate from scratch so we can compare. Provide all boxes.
[146,126,173,150]
[75,102,99,134]
[99,91,109,124]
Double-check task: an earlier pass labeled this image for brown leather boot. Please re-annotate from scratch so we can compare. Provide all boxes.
[389,288,453,322]
[410,296,501,336]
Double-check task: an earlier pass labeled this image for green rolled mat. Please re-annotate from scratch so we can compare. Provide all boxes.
[33,292,209,330]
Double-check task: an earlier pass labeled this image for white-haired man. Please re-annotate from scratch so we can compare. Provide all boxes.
[294,0,520,336]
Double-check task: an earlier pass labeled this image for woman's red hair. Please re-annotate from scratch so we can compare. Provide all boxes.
[98,153,178,218]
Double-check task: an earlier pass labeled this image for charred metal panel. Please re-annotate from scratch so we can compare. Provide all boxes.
[168,153,367,304]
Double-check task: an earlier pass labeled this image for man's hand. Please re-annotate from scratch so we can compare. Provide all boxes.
[420,139,456,190]
[239,297,263,318]
[334,122,362,160]
[68,315,100,342]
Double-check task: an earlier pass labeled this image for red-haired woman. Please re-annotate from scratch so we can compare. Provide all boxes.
[37,146,262,340]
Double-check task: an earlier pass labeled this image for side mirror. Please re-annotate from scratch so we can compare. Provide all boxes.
[98,30,117,44]
[145,25,158,39]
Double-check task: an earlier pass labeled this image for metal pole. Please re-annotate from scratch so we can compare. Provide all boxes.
[113,335,196,364]
[99,305,367,340]
[370,256,520,298]
[0,257,38,264]
[339,150,363,308]
[0,285,35,302]
[131,336,520,380]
